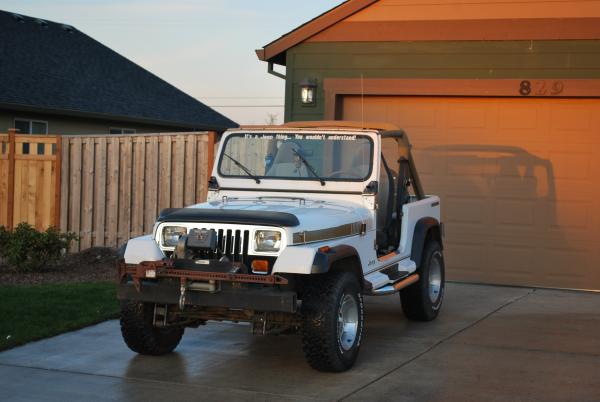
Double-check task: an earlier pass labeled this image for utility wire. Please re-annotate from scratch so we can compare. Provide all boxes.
[208,105,284,108]
[201,97,283,99]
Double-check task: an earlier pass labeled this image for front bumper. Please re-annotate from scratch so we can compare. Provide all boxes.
[117,260,297,313]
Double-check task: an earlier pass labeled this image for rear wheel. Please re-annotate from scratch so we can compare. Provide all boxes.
[120,301,184,355]
[400,240,445,321]
[301,271,364,372]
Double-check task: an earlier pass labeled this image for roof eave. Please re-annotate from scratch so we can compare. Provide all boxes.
[256,0,378,65]
[0,102,238,132]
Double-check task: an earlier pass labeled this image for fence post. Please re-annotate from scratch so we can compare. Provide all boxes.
[6,129,16,229]
[54,135,62,228]
[206,131,216,183]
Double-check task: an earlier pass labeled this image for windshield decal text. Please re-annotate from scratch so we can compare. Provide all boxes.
[244,133,357,141]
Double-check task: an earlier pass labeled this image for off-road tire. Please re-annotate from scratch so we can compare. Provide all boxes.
[400,240,445,321]
[120,300,184,355]
[300,271,364,372]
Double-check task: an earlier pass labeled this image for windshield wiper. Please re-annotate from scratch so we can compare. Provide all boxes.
[223,153,261,183]
[292,148,325,186]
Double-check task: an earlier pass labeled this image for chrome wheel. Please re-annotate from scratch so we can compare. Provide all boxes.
[337,294,358,352]
[428,252,443,304]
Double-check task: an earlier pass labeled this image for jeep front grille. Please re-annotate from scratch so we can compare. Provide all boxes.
[215,228,250,262]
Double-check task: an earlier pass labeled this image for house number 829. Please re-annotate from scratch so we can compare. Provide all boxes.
[519,80,564,96]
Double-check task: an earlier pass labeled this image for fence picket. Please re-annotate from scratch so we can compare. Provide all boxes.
[106,137,120,248]
[94,138,107,246]
[145,136,159,232]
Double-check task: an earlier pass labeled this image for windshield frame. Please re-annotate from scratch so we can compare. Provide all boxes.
[217,132,375,183]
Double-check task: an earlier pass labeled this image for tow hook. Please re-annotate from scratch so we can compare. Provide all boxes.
[252,312,267,336]
[179,279,187,311]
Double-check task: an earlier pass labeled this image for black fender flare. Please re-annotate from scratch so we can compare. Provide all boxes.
[310,245,367,289]
[410,217,443,268]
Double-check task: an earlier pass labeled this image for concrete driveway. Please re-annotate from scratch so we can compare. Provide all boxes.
[0,283,599,402]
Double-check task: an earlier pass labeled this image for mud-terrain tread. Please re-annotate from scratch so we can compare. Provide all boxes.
[400,240,444,321]
[300,271,364,372]
[120,300,184,355]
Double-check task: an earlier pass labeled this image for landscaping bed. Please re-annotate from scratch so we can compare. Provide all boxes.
[0,247,118,286]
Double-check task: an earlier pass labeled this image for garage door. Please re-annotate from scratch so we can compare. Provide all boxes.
[342,96,600,290]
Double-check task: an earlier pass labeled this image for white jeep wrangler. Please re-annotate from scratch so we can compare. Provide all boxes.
[118,121,445,372]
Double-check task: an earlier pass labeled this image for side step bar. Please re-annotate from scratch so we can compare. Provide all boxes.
[369,274,420,296]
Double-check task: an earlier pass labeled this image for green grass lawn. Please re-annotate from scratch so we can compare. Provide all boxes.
[0,282,119,351]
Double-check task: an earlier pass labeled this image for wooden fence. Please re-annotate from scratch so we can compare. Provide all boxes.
[59,132,214,250]
[0,132,61,230]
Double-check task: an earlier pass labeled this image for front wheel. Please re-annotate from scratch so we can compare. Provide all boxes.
[400,240,445,321]
[301,271,364,372]
[120,301,184,355]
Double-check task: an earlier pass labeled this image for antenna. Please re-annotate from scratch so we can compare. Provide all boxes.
[360,73,365,128]
[360,73,366,171]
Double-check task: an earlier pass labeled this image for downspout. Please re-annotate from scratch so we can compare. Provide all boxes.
[268,61,286,79]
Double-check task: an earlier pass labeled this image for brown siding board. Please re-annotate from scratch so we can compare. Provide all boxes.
[260,0,378,61]
[307,19,600,43]
[260,0,600,63]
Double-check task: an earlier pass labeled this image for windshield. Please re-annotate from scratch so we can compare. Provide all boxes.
[218,132,373,181]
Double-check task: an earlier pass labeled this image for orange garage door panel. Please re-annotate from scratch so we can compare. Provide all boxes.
[342,96,600,290]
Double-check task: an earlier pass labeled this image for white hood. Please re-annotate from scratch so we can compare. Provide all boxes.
[189,196,372,233]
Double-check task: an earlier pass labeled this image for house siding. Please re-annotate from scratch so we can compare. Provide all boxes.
[284,40,600,121]
[0,109,191,135]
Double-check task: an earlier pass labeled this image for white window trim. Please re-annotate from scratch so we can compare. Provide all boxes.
[14,118,49,134]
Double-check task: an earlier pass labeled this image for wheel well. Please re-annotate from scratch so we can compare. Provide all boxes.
[411,217,443,268]
[427,225,443,248]
[329,256,365,290]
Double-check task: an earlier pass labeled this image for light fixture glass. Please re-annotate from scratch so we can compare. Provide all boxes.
[299,78,317,105]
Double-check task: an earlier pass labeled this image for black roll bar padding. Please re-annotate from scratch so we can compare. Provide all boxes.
[381,129,425,200]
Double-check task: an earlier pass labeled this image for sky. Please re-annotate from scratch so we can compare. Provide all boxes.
[0,0,343,125]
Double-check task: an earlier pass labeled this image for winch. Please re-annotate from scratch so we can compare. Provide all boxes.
[174,228,218,259]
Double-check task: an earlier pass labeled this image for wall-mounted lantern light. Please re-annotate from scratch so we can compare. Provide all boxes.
[300,78,317,105]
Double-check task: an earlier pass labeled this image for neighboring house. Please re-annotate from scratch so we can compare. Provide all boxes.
[0,10,237,135]
[256,0,600,291]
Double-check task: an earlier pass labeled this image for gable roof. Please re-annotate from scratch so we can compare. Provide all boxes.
[255,0,377,65]
[0,10,237,131]
[257,0,600,66]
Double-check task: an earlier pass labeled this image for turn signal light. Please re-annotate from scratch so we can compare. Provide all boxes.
[251,259,269,273]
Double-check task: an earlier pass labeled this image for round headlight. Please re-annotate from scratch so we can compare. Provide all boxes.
[162,226,187,247]
[254,230,282,252]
